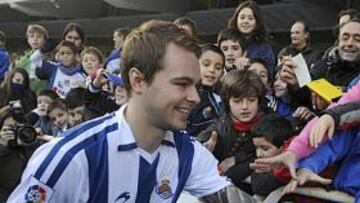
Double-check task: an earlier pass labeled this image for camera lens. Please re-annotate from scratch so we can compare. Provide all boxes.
[18,126,37,144]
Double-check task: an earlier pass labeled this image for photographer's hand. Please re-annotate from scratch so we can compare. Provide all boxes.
[0,105,10,118]
[0,126,15,147]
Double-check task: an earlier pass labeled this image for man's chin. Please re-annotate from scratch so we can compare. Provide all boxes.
[340,52,360,62]
[170,121,187,131]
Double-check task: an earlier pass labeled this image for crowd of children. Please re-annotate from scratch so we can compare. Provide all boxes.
[0,0,359,202]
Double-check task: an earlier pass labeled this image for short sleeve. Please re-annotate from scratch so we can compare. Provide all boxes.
[184,141,231,198]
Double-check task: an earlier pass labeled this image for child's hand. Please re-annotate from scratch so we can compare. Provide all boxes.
[203,131,217,152]
[219,156,235,175]
[311,93,330,111]
[92,69,108,89]
[293,106,315,121]
[282,168,332,194]
[234,57,249,70]
[254,151,298,179]
[249,161,271,173]
[280,56,298,86]
[309,114,335,148]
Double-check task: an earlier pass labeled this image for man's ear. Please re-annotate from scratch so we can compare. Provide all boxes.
[305,32,310,40]
[128,67,145,94]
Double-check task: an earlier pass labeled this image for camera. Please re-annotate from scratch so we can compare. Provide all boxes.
[7,100,37,146]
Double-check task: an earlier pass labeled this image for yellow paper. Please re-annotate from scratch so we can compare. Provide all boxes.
[306,79,343,102]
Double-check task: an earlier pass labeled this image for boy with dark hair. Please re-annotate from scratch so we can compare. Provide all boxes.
[248,58,269,86]
[250,113,294,199]
[26,89,59,138]
[84,69,126,120]
[217,28,245,72]
[47,99,69,136]
[187,43,225,136]
[65,88,86,128]
[81,46,104,75]
[34,40,87,98]
[199,69,266,189]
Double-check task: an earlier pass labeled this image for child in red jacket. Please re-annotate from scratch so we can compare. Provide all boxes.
[250,113,294,198]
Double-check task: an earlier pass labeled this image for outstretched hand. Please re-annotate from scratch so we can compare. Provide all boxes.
[219,156,235,175]
[252,151,298,179]
[282,168,332,194]
[203,131,217,152]
[293,106,315,121]
[309,114,335,148]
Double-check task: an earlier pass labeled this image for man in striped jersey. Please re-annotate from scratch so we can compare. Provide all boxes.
[8,20,255,203]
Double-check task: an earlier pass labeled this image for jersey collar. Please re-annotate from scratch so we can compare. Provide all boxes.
[115,105,175,151]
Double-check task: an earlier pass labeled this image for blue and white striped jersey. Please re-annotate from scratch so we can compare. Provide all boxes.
[8,105,229,203]
[104,48,121,73]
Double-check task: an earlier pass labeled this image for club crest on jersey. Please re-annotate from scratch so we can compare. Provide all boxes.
[24,185,47,203]
[155,178,173,199]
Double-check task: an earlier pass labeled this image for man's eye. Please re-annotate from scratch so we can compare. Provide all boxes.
[176,83,187,87]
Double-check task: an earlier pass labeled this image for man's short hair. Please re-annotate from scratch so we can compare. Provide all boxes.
[339,17,360,30]
[173,16,197,36]
[26,24,49,39]
[338,9,359,20]
[120,20,201,95]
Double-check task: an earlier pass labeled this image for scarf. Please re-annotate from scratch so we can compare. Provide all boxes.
[231,113,261,132]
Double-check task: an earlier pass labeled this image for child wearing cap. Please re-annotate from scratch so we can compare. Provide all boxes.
[84,69,127,119]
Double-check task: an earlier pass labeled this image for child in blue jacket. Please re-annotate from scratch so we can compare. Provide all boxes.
[289,101,360,202]
[34,40,86,98]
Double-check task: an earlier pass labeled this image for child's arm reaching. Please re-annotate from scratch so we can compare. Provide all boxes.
[288,83,360,159]
[32,50,56,80]
[298,129,356,174]
[309,101,360,148]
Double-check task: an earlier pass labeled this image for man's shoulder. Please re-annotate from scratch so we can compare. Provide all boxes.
[28,113,120,180]
[61,112,119,139]
[174,131,197,142]
[43,112,119,158]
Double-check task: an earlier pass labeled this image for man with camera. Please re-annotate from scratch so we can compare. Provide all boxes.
[0,106,38,202]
